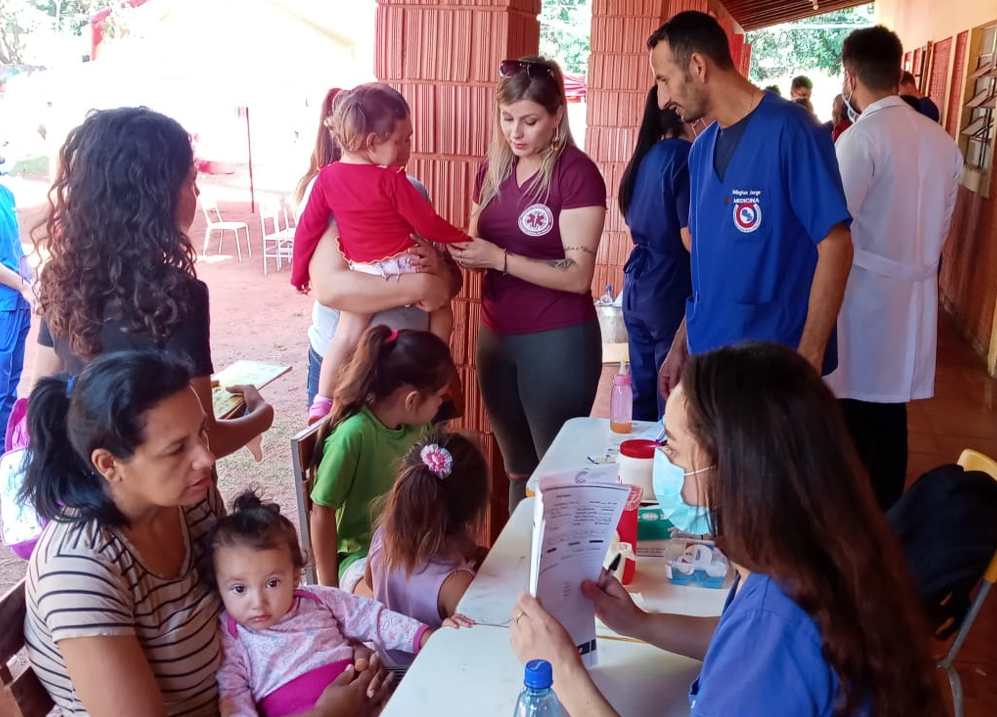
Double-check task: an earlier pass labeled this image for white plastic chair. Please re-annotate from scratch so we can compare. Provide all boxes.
[260,197,294,275]
[199,194,251,261]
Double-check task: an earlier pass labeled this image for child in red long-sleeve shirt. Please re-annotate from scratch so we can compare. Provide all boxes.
[291,83,470,423]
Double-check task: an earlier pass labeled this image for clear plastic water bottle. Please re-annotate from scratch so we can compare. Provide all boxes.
[600,284,614,305]
[513,660,563,717]
[610,360,633,434]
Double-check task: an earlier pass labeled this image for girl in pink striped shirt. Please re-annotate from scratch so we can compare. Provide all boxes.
[209,491,442,717]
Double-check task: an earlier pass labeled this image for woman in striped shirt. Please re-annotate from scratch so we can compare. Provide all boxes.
[20,351,393,717]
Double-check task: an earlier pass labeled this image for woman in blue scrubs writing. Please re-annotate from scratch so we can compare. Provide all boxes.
[618,88,692,420]
[510,341,944,717]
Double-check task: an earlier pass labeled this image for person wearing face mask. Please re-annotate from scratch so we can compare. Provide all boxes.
[447,56,607,515]
[648,12,853,402]
[509,341,946,717]
[827,26,963,512]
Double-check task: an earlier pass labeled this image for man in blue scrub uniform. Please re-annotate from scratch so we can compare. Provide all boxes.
[0,181,31,434]
[648,11,854,399]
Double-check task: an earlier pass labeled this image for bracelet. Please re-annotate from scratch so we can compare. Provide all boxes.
[502,248,509,275]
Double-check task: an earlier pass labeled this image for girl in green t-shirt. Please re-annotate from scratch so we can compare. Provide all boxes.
[311,325,455,594]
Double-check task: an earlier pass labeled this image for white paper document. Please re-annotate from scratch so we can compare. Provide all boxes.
[530,477,631,667]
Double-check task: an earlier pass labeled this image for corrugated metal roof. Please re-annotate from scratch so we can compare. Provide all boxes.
[722,0,871,32]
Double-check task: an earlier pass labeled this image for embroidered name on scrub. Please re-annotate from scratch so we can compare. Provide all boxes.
[518,203,554,237]
[731,190,762,234]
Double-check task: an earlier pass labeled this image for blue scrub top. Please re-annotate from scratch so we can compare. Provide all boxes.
[623,137,692,328]
[689,572,867,716]
[686,93,850,375]
[0,184,28,312]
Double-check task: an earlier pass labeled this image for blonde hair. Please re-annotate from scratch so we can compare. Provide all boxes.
[330,83,410,155]
[477,56,575,211]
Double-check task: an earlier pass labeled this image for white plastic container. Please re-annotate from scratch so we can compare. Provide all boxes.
[616,439,656,498]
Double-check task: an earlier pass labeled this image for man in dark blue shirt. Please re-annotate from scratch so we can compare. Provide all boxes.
[647,11,854,399]
[900,71,941,122]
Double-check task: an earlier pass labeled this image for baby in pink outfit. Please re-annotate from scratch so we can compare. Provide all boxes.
[208,491,434,717]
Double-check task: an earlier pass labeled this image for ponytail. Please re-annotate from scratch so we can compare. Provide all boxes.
[20,375,119,524]
[18,350,193,528]
[331,326,454,428]
[377,432,489,575]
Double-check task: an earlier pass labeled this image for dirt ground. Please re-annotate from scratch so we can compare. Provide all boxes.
[1,168,317,594]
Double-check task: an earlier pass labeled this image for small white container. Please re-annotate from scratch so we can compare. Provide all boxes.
[616,439,656,498]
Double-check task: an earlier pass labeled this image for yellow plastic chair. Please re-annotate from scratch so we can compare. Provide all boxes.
[937,449,997,717]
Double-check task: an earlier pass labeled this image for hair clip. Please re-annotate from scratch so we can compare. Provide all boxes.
[420,444,453,479]
[387,329,399,343]
[65,375,77,398]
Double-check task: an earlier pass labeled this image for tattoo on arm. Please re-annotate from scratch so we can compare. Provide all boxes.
[563,245,597,256]
[546,258,575,269]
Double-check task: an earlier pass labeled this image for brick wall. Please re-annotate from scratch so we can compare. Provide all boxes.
[929,37,953,117]
[946,32,969,138]
[933,26,997,364]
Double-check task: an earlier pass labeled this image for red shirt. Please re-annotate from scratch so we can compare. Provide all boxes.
[290,163,470,290]
[474,145,606,335]
[832,119,853,143]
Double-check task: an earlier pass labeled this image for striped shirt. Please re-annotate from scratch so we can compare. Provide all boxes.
[24,489,225,716]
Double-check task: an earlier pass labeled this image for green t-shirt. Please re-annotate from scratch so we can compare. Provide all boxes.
[311,406,430,577]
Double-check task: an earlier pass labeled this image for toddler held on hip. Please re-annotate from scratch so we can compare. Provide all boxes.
[310,326,456,593]
[366,432,491,627]
[290,82,472,424]
[210,490,467,717]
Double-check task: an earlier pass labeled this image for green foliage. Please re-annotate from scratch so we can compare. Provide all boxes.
[540,0,590,74]
[0,0,49,63]
[747,4,875,82]
[29,0,99,35]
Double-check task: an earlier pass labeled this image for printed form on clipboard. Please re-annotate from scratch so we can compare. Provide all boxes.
[529,465,630,668]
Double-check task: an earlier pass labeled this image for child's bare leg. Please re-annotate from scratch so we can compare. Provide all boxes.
[428,304,453,344]
[309,311,373,423]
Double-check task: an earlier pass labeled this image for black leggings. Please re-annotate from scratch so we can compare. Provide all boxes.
[477,319,602,514]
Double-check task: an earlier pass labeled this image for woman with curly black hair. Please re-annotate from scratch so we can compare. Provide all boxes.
[31,107,273,457]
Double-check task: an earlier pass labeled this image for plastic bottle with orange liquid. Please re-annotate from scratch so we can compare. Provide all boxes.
[609,360,632,434]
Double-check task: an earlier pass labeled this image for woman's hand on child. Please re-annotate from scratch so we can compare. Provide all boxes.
[351,642,375,672]
[441,614,475,629]
[314,655,394,717]
[448,237,502,271]
[406,238,446,275]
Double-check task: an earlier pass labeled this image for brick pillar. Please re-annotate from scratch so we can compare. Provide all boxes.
[586,0,745,297]
[375,0,540,538]
[586,0,707,297]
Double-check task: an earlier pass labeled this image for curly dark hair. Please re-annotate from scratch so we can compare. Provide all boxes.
[32,107,199,357]
[682,342,944,717]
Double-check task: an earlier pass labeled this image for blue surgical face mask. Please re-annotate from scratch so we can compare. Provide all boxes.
[841,82,861,124]
[652,448,714,536]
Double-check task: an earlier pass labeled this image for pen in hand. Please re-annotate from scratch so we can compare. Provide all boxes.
[599,553,622,589]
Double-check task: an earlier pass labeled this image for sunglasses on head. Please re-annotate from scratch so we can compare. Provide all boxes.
[499,59,554,79]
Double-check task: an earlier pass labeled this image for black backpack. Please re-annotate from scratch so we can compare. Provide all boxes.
[887,463,997,640]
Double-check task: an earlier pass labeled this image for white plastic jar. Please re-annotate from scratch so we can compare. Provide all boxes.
[616,439,656,498]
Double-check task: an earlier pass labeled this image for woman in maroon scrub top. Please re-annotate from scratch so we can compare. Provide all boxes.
[449,56,607,513]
